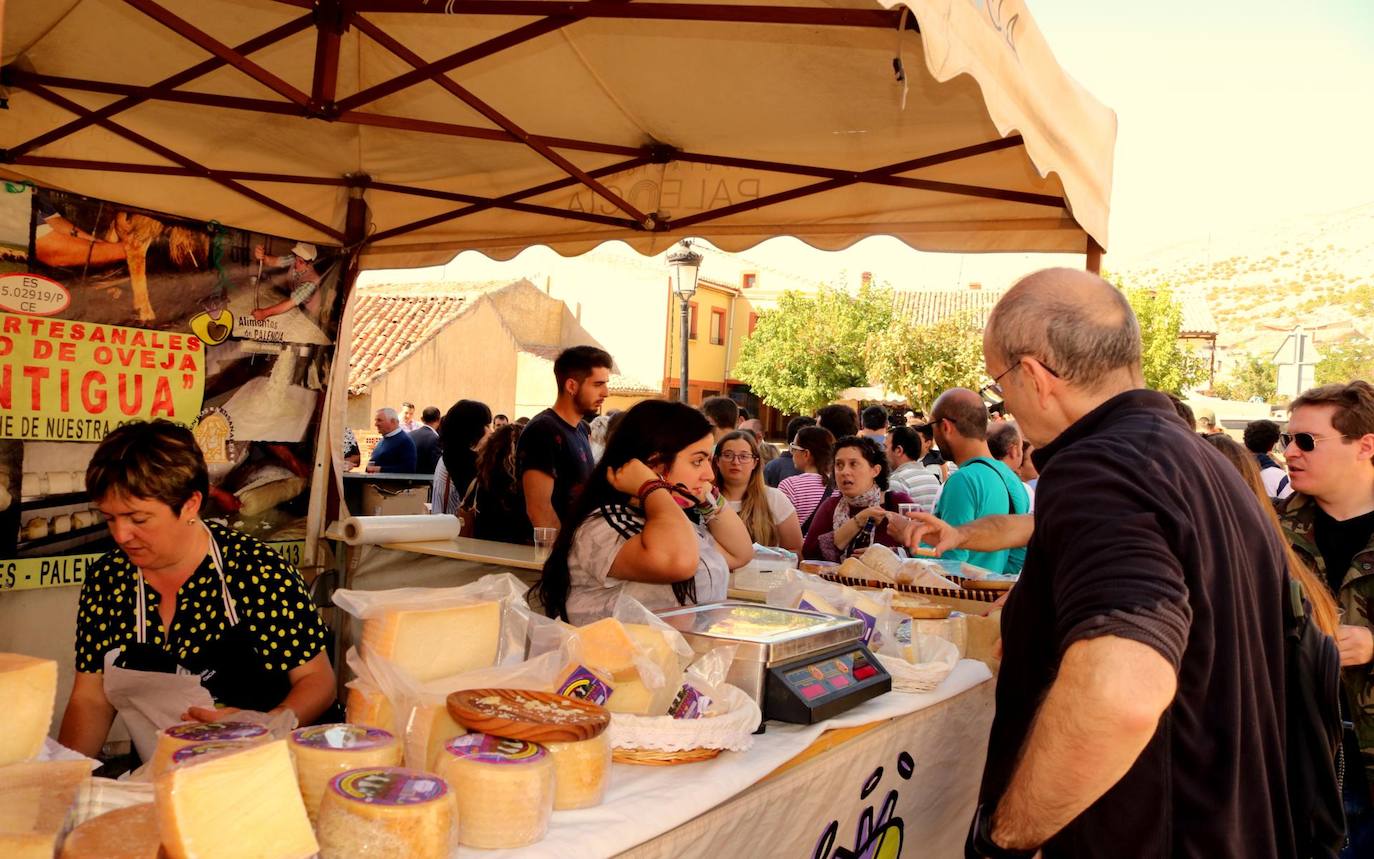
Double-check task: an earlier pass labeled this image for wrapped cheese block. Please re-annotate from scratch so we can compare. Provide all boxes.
[289,725,402,823]
[859,544,904,581]
[155,740,317,859]
[576,619,684,716]
[361,600,501,682]
[59,803,161,859]
[437,734,554,849]
[0,760,91,859]
[346,687,394,732]
[797,589,842,616]
[317,767,458,859]
[151,722,269,776]
[837,556,871,582]
[0,653,58,766]
[404,704,466,772]
[546,732,612,810]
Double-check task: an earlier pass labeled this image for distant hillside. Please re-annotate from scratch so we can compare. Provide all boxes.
[1122,202,1374,368]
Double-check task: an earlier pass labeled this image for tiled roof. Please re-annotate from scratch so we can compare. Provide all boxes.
[891,288,1004,328]
[1178,292,1218,336]
[347,292,472,395]
[608,373,661,396]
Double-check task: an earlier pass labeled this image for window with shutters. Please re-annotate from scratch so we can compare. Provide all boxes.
[710,308,726,345]
[689,303,698,339]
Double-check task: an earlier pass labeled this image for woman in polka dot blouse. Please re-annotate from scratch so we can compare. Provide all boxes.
[57,420,335,760]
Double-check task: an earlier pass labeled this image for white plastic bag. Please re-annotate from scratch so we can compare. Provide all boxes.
[670,644,739,719]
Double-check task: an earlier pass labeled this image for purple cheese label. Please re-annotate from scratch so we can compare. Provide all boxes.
[170,741,254,764]
[331,768,448,805]
[557,665,614,706]
[850,606,877,645]
[165,721,268,743]
[669,683,711,719]
[799,599,823,613]
[444,733,547,765]
[292,724,393,751]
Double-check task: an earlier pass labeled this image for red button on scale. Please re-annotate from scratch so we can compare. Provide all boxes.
[853,665,877,680]
[800,683,826,700]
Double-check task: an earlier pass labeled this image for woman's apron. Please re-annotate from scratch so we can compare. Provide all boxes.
[101,523,291,763]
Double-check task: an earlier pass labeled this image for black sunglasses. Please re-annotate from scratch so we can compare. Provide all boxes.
[1282,431,1348,452]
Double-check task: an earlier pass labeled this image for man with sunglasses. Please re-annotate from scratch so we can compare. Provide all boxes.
[915,268,1310,858]
[1278,381,1374,854]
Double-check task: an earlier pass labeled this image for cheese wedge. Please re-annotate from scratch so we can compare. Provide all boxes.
[0,653,58,766]
[317,767,457,859]
[577,620,685,716]
[404,704,467,772]
[289,725,402,824]
[59,803,160,859]
[155,740,317,859]
[0,760,91,859]
[574,618,639,676]
[547,733,612,810]
[346,688,396,733]
[798,589,841,616]
[437,734,554,849]
[360,601,501,682]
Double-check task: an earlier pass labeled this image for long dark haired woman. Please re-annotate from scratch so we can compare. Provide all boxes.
[779,425,836,531]
[534,400,753,623]
[430,399,492,515]
[473,423,530,544]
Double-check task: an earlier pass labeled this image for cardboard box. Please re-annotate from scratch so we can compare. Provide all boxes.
[360,483,430,516]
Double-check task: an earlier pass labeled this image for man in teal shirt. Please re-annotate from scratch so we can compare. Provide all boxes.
[929,388,1030,573]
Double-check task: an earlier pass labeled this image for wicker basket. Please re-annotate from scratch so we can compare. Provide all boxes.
[612,746,724,766]
[608,683,761,765]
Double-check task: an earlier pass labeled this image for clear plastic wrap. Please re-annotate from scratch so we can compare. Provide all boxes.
[315,767,458,859]
[766,570,892,647]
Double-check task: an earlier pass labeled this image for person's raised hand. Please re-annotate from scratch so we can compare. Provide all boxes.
[609,459,661,497]
[1337,624,1374,667]
[252,244,266,261]
[901,511,963,556]
[183,706,239,723]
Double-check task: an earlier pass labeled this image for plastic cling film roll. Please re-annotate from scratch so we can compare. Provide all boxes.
[316,767,457,859]
[289,725,402,824]
[338,514,460,546]
[546,732,612,810]
[436,734,554,849]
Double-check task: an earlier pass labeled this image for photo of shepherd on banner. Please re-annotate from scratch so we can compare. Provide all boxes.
[0,185,341,588]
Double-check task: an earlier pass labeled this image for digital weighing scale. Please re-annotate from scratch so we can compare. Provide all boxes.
[657,602,891,724]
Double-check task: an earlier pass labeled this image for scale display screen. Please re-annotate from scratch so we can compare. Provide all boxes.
[765,643,890,724]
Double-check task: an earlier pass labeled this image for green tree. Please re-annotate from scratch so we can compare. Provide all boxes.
[1119,284,1207,395]
[735,284,894,414]
[1212,354,1278,402]
[1316,338,1374,385]
[869,312,985,411]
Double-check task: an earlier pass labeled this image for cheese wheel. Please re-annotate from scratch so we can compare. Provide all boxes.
[155,740,317,859]
[152,722,270,776]
[361,600,501,682]
[345,687,395,733]
[404,704,466,772]
[289,725,402,823]
[317,767,457,859]
[72,510,97,530]
[51,514,73,535]
[436,734,554,849]
[0,759,91,859]
[0,653,58,766]
[21,517,48,541]
[546,733,611,810]
[59,803,160,859]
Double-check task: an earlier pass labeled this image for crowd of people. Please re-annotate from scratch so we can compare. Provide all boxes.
[325,265,1374,858]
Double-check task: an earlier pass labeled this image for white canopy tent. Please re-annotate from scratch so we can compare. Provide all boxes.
[3,0,1115,268]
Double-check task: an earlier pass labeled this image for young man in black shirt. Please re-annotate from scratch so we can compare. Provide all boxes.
[907,268,1305,857]
[1279,381,1374,857]
[516,345,612,531]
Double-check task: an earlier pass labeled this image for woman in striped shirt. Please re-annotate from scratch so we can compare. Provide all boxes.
[779,425,836,533]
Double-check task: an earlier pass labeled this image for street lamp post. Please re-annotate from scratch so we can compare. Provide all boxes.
[668,242,702,404]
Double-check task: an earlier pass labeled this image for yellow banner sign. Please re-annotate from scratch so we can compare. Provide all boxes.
[0,312,205,440]
[0,541,307,592]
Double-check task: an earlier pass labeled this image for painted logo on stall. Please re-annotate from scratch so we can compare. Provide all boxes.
[812,751,916,859]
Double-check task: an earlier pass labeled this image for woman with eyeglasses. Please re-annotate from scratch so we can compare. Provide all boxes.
[713,431,803,553]
[801,435,914,562]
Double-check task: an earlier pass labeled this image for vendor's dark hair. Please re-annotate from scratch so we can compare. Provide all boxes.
[440,399,492,481]
[534,399,712,621]
[834,435,890,491]
[888,425,922,460]
[86,420,208,514]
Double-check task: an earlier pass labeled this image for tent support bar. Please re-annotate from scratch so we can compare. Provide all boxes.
[311,0,346,106]
[343,1,905,28]
[20,82,344,241]
[368,155,652,243]
[350,14,654,227]
[6,156,635,229]
[1086,237,1103,273]
[2,15,315,160]
[122,0,312,108]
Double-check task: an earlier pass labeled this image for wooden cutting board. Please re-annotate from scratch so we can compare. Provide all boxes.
[446,688,610,743]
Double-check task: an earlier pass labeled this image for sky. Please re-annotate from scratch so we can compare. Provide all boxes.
[362,1,1374,291]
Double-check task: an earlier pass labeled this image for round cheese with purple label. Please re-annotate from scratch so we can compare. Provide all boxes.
[289,725,402,823]
[152,721,269,775]
[318,768,457,859]
[437,733,555,848]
